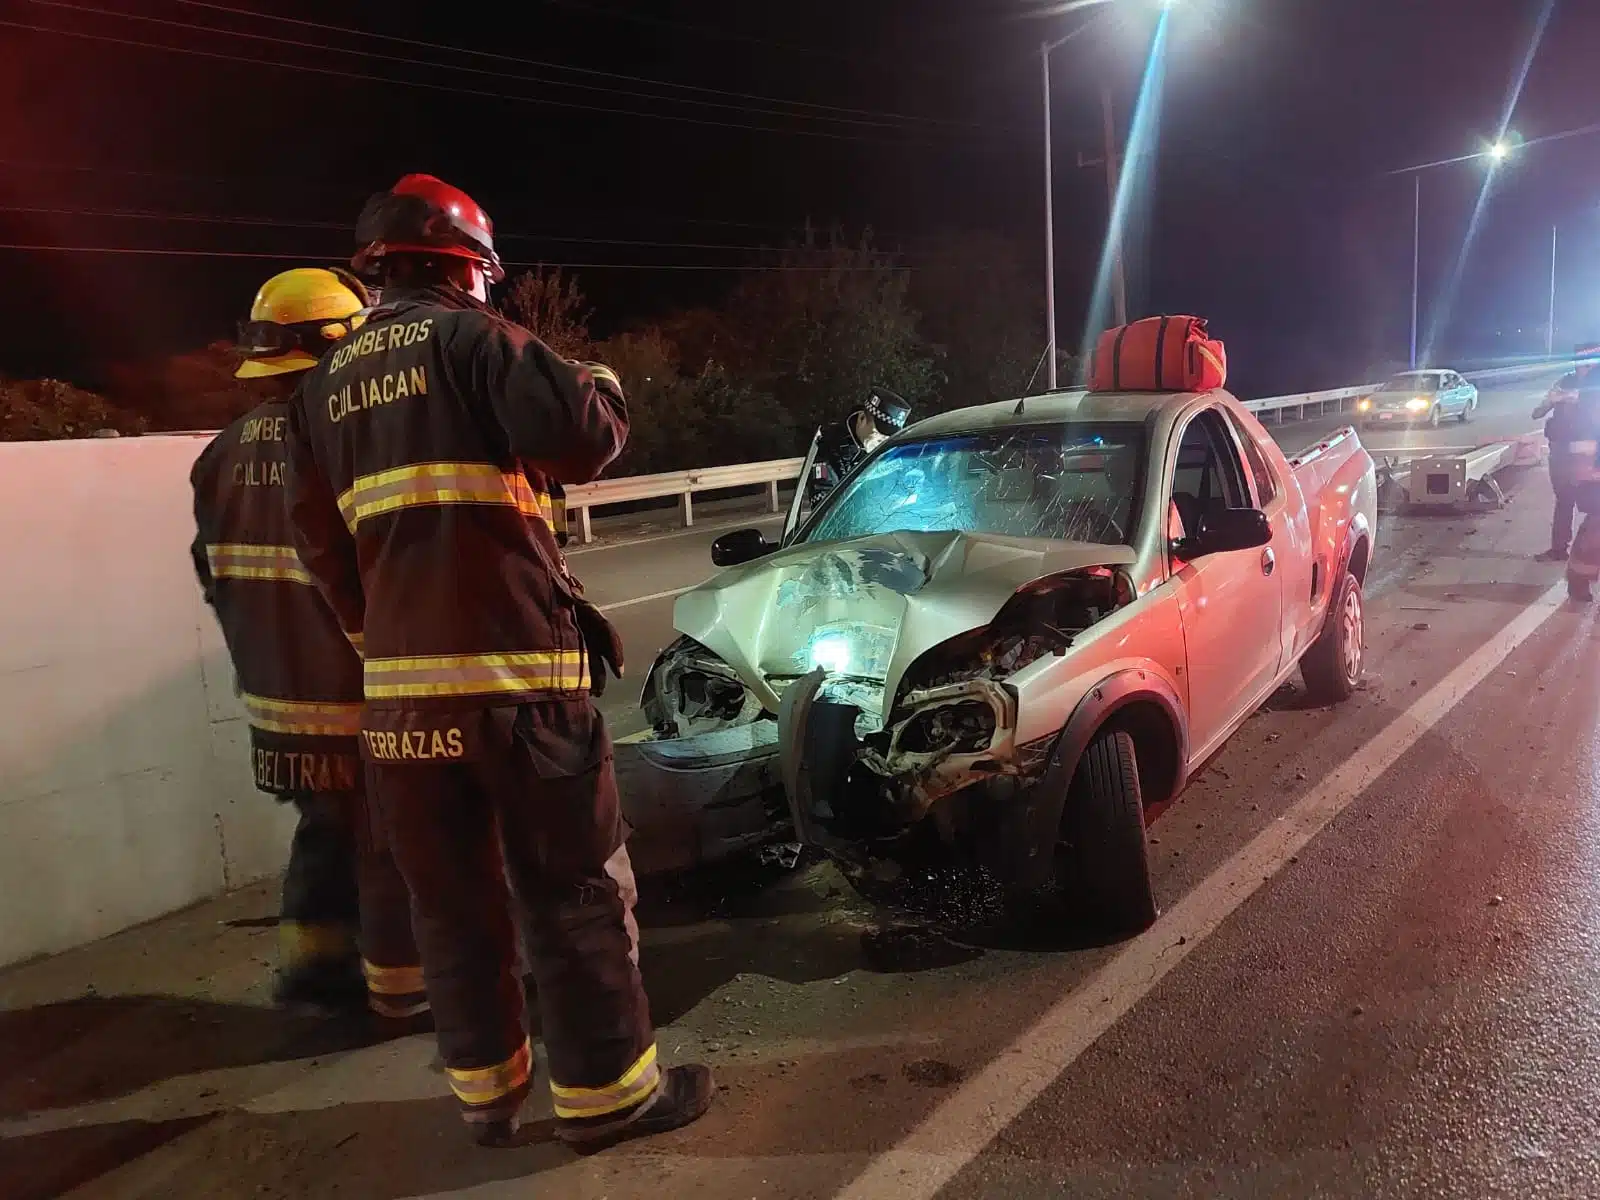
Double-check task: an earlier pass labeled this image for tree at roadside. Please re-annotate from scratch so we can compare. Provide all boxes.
[0,379,146,440]
[910,230,1059,412]
[107,342,256,432]
[724,228,936,440]
[498,266,593,360]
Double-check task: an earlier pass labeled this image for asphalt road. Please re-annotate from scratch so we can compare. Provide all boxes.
[0,365,1581,1199]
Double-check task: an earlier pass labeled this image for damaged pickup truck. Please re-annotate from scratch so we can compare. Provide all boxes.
[627,387,1376,933]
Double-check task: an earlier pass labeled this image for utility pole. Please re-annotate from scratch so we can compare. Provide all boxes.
[1042,44,1058,390]
[1077,87,1129,330]
[1409,174,1420,370]
[1100,83,1128,328]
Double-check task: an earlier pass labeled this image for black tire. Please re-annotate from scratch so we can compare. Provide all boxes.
[1428,404,1443,429]
[1301,570,1365,703]
[1055,729,1157,936]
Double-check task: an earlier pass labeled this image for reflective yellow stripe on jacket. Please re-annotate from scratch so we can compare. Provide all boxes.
[363,650,588,701]
[206,542,313,585]
[336,462,556,532]
[240,692,364,736]
[551,1044,661,1120]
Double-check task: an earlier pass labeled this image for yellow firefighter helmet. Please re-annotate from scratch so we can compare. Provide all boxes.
[235,267,371,379]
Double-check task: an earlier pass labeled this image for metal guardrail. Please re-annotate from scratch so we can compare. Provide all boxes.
[1240,385,1374,422]
[564,457,806,543]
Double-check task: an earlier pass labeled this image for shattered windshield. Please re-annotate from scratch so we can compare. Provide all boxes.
[803,422,1146,546]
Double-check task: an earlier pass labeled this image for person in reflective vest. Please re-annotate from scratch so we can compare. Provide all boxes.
[282,174,712,1149]
[1532,342,1600,562]
[190,267,425,1018]
[1559,347,1600,601]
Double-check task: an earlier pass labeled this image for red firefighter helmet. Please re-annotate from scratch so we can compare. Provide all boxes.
[351,173,505,283]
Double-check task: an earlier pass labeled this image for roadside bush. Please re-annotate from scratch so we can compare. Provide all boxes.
[0,379,146,441]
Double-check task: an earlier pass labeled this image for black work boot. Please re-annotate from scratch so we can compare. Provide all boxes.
[473,1115,523,1148]
[1567,572,1594,603]
[272,958,367,1016]
[1537,547,1570,563]
[557,1064,715,1154]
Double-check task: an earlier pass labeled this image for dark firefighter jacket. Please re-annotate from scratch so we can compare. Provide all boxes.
[283,285,628,719]
[190,398,365,796]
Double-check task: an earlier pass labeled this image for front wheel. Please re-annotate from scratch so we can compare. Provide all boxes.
[1301,570,1365,702]
[1428,404,1443,429]
[1054,729,1157,936]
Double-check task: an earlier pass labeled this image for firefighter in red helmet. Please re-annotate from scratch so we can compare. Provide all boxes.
[283,174,711,1148]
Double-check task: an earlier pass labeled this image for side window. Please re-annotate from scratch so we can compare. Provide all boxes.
[1171,409,1249,535]
[1222,409,1278,506]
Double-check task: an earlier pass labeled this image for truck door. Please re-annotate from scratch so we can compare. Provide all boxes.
[1167,407,1285,761]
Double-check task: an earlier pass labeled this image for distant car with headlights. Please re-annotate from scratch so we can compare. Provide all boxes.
[1357,369,1478,428]
[621,385,1376,935]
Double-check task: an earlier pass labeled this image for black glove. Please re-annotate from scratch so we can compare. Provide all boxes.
[574,597,624,697]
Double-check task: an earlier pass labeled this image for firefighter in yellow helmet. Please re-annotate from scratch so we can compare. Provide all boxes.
[190,267,425,1018]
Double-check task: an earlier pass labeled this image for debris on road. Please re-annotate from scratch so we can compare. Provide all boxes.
[902,1058,963,1088]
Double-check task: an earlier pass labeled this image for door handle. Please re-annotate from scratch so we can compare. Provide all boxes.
[1261,548,1276,576]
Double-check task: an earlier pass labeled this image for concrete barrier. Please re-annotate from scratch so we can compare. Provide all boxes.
[0,435,291,968]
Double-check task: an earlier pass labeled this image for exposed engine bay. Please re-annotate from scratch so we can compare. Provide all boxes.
[792,566,1136,849]
[642,559,1135,859]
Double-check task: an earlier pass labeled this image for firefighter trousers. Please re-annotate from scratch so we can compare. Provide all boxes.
[279,788,427,1018]
[367,699,656,1129]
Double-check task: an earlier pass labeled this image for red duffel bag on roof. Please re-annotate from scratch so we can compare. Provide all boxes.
[1087,315,1228,393]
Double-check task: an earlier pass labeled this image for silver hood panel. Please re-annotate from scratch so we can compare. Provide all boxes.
[672,529,1136,713]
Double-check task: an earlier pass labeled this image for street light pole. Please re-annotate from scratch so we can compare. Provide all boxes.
[1042,43,1058,390]
[1547,224,1558,358]
[1410,173,1420,370]
[1101,82,1129,328]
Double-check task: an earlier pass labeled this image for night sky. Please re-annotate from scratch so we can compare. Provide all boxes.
[2,0,1598,397]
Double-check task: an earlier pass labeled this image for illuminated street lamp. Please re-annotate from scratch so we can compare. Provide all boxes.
[1396,137,1515,369]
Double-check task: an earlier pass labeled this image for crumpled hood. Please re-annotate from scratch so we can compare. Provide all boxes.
[672,529,1136,713]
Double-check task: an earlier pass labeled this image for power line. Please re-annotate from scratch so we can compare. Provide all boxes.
[168,0,987,132]
[0,161,823,231]
[1,19,985,147]
[0,243,918,271]
[536,0,949,80]
[32,0,958,135]
[0,204,948,253]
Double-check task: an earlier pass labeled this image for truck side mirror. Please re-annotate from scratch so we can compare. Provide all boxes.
[1178,508,1272,558]
[712,528,774,567]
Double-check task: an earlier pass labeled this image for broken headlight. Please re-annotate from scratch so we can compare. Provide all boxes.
[795,622,897,680]
[641,635,764,738]
[896,698,998,755]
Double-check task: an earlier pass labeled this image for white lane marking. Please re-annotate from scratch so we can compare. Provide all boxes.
[833,580,1567,1200]
[567,511,784,558]
[598,584,697,614]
